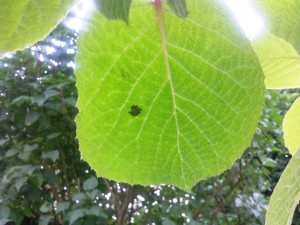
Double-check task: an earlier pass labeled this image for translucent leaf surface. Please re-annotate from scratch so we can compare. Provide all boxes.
[255,0,300,52]
[0,0,79,58]
[75,0,265,191]
[283,97,300,155]
[252,33,300,89]
[265,148,300,225]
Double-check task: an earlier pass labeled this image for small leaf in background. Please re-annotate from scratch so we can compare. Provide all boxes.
[42,150,59,162]
[98,0,132,24]
[68,209,84,224]
[0,0,80,58]
[40,202,52,213]
[162,218,176,225]
[86,189,98,200]
[283,97,300,155]
[33,96,46,106]
[166,0,188,18]
[83,177,98,191]
[263,157,277,168]
[63,97,76,106]
[44,89,60,99]
[24,144,39,152]
[11,96,32,106]
[18,151,31,161]
[0,206,10,219]
[14,177,28,191]
[252,32,300,89]
[265,148,300,225]
[5,148,18,157]
[56,202,70,213]
[38,215,51,225]
[47,133,61,140]
[25,111,40,126]
[72,193,86,202]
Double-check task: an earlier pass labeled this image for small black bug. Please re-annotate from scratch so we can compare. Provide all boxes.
[129,105,142,117]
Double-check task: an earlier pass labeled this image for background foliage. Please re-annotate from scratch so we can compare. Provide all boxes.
[0,21,299,224]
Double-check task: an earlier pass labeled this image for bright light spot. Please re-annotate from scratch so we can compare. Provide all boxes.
[67,48,76,54]
[39,54,44,62]
[172,198,178,203]
[4,53,13,59]
[51,39,66,47]
[185,200,189,205]
[152,201,158,206]
[137,195,145,202]
[76,200,79,204]
[67,61,76,69]
[65,0,96,32]
[221,0,265,40]
[46,46,56,55]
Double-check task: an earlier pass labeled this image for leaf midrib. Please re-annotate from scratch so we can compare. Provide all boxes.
[154,0,187,188]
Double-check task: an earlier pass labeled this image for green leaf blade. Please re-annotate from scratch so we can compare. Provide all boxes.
[252,33,300,89]
[255,0,300,52]
[283,97,300,155]
[75,0,265,191]
[266,148,300,225]
[0,0,80,58]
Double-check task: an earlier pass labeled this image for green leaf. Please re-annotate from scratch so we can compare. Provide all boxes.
[0,0,80,58]
[252,32,300,89]
[255,0,300,52]
[14,177,28,191]
[265,148,300,225]
[68,209,84,224]
[11,96,32,106]
[72,193,86,202]
[98,0,132,24]
[5,148,19,157]
[83,177,98,191]
[283,97,300,155]
[42,150,59,162]
[44,89,60,99]
[24,144,39,152]
[0,206,10,219]
[38,215,51,225]
[162,218,176,225]
[75,0,265,191]
[25,111,40,126]
[166,0,188,18]
[56,202,70,213]
[40,202,52,213]
[263,157,277,168]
